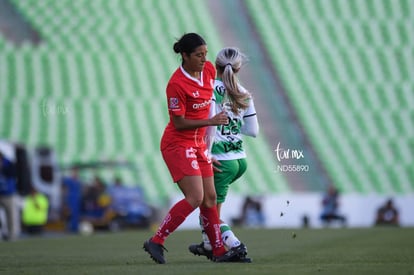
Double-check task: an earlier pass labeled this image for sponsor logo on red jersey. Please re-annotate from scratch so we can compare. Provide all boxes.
[193,99,212,109]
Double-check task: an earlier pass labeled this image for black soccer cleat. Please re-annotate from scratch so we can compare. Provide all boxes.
[143,239,168,264]
[188,242,213,260]
[228,243,252,263]
[235,243,248,258]
[213,243,250,263]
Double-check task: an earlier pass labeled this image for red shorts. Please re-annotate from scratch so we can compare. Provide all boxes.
[161,143,213,183]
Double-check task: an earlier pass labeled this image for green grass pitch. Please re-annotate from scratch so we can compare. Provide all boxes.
[1,227,413,274]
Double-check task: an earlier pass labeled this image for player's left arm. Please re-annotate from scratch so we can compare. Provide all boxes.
[241,98,259,137]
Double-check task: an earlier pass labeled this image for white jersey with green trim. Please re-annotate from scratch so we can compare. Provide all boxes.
[211,79,257,160]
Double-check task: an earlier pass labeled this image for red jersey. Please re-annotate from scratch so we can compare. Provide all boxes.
[161,61,216,149]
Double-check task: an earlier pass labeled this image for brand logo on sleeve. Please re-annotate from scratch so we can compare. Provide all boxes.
[169,97,179,109]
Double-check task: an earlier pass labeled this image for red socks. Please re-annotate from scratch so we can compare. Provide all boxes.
[152,199,194,245]
[199,205,227,256]
[151,200,226,257]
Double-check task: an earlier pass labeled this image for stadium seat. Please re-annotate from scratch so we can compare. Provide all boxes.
[245,0,414,194]
[2,0,290,204]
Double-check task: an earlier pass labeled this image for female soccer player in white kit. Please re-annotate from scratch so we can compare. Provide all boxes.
[189,47,259,262]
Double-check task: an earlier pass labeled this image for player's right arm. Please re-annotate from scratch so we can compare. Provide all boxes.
[172,112,228,130]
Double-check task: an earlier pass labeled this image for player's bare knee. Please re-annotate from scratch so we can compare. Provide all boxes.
[186,196,203,208]
[201,195,217,208]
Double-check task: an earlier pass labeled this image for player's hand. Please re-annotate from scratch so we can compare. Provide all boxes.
[212,157,222,172]
[210,111,229,126]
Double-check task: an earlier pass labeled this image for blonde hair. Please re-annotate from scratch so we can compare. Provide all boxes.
[215,47,250,114]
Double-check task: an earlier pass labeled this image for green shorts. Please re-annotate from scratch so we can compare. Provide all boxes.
[214,158,247,204]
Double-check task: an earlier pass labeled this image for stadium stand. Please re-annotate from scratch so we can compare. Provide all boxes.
[245,0,414,194]
[1,0,289,204]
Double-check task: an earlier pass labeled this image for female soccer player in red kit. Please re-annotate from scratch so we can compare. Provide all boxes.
[143,33,246,264]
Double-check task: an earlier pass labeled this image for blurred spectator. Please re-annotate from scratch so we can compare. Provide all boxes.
[107,176,152,229]
[232,196,265,227]
[22,187,49,235]
[302,215,310,228]
[81,176,113,228]
[375,198,399,226]
[62,168,82,233]
[107,176,129,214]
[320,185,346,226]
[0,151,20,240]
